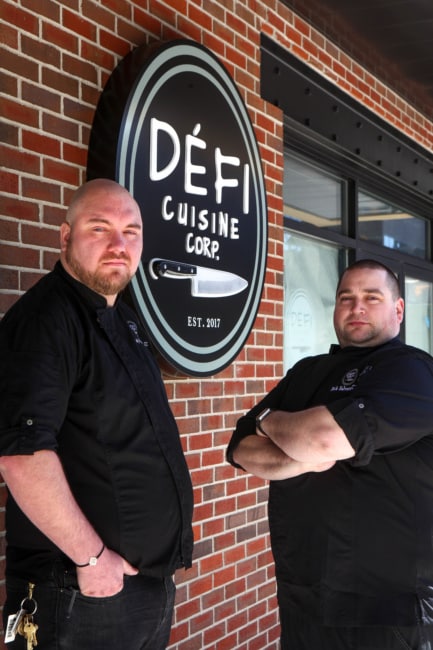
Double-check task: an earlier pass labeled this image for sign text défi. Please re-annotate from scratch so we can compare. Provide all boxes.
[150,118,247,261]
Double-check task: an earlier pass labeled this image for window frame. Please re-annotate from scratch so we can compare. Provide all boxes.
[283,123,433,351]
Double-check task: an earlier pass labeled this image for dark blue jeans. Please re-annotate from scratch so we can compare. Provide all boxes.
[280,609,433,650]
[3,566,175,650]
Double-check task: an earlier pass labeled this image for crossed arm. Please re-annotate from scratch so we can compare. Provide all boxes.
[231,405,355,480]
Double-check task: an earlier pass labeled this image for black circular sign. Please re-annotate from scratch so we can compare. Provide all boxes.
[87,40,267,376]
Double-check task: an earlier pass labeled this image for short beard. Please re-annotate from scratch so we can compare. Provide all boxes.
[336,324,379,348]
[65,244,132,299]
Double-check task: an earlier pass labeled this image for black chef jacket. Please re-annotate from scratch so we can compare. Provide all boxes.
[227,339,433,626]
[0,262,193,580]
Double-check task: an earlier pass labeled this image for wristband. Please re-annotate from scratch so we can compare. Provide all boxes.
[256,407,273,436]
[76,543,105,567]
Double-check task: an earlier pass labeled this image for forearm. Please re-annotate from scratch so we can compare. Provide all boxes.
[233,435,335,480]
[0,449,138,596]
[0,449,102,564]
[259,406,355,462]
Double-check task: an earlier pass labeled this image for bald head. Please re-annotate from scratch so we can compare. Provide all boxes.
[66,179,141,226]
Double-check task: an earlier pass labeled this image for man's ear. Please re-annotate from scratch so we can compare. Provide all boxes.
[60,222,71,252]
[396,297,405,323]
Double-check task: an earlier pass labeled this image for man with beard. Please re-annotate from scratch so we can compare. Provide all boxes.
[227,260,433,650]
[0,179,194,650]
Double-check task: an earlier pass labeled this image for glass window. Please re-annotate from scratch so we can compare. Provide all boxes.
[283,155,345,233]
[283,231,344,371]
[358,190,429,260]
[283,145,433,365]
[404,276,433,354]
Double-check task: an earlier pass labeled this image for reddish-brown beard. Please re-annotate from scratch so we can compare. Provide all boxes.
[65,244,132,298]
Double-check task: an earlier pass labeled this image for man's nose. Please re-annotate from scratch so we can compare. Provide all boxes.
[108,231,126,250]
[351,299,365,313]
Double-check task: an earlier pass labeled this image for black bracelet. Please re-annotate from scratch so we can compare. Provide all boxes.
[76,543,106,567]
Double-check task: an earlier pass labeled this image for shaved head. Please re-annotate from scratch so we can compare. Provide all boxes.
[66,179,141,226]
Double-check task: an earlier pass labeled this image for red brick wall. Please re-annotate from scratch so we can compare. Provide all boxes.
[1,2,433,648]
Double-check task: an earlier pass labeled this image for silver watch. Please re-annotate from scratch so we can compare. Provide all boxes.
[256,407,273,435]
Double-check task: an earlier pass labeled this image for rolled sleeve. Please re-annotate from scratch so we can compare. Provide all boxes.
[226,370,296,468]
[226,414,256,468]
[0,314,75,457]
[327,397,374,466]
[0,417,58,456]
[327,351,433,466]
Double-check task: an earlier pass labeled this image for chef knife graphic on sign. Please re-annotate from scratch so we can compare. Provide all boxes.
[149,258,248,298]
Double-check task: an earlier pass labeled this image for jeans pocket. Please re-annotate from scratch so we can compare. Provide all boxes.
[62,581,127,620]
[58,575,175,650]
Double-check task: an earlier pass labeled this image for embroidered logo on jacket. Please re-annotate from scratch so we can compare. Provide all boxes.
[127,320,148,346]
[342,368,359,387]
[330,365,373,392]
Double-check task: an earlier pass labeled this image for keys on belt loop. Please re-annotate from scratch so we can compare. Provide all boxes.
[5,581,39,648]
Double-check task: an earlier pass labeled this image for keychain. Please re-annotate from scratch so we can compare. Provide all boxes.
[5,582,38,648]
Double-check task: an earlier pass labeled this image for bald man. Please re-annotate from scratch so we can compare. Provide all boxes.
[0,179,193,650]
